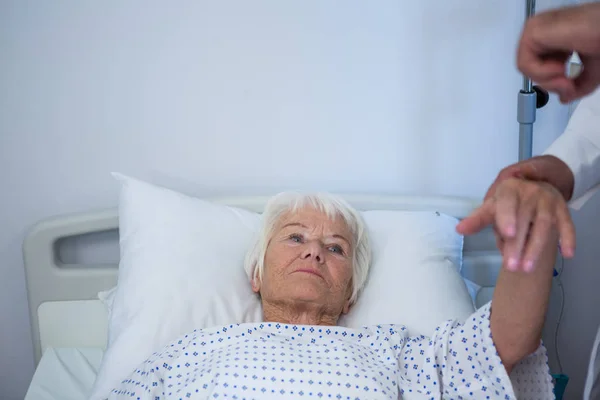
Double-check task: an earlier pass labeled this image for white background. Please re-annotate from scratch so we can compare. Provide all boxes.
[2,1,598,399]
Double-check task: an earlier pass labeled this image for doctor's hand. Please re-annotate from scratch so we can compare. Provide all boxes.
[480,154,575,204]
[456,176,575,273]
[517,2,600,103]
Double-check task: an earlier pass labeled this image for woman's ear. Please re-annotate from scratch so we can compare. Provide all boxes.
[251,277,261,293]
[342,282,353,314]
[342,300,352,315]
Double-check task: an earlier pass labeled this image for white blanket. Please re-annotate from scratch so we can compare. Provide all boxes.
[106,303,553,399]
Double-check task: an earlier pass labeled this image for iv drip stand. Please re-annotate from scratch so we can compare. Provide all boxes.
[517,0,549,161]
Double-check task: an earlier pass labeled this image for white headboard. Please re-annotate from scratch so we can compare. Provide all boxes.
[23,194,501,366]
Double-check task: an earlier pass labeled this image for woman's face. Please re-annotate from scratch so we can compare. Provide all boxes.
[252,207,355,317]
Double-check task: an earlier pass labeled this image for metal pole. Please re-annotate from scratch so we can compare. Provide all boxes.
[517,0,537,161]
[523,0,536,93]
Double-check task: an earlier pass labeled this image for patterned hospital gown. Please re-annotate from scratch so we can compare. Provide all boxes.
[107,303,553,399]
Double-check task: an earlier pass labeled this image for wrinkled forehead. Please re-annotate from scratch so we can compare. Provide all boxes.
[275,206,353,237]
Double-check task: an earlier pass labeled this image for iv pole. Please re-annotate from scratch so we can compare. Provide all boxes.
[517,0,549,161]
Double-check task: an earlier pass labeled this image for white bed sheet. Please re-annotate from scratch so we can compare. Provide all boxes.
[25,347,104,400]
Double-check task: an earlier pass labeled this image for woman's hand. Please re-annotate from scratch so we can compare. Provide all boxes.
[468,178,565,372]
[457,176,575,273]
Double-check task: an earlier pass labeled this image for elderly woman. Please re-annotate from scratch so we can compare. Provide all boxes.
[108,180,559,399]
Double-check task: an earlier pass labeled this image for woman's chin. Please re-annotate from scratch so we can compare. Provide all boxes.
[284,281,326,301]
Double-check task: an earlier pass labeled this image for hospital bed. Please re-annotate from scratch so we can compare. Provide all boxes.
[22,193,503,399]
[19,0,575,396]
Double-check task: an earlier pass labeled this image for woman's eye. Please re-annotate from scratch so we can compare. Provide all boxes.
[328,245,344,255]
[289,234,303,243]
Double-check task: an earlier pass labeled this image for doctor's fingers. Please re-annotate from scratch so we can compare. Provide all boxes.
[569,56,600,102]
[534,58,600,104]
[482,157,552,203]
[516,49,571,89]
[534,76,577,104]
[516,25,571,85]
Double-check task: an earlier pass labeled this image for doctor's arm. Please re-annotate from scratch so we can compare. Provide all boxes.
[544,89,600,209]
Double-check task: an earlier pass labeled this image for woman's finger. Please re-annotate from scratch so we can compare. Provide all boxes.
[494,226,505,254]
[556,201,576,258]
[504,194,536,271]
[494,182,520,239]
[521,196,554,272]
[456,200,495,235]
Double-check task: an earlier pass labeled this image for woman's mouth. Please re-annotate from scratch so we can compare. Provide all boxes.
[294,268,324,279]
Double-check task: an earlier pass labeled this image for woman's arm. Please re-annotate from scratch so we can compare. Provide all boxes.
[484,178,562,374]
[490,224,557,374]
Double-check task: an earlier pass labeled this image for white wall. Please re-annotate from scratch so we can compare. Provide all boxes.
[1,1,591,399]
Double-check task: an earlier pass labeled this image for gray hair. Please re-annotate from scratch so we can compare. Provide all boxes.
[244,191,371,305]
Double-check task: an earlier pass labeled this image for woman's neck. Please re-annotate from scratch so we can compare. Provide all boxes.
[261,300,338,326]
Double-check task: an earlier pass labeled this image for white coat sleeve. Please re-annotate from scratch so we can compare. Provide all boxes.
[543,88,600,210]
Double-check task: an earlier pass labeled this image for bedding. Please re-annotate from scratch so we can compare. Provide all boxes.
[107,303,553,399]
[90,174,474,399]
[25,347,103,400]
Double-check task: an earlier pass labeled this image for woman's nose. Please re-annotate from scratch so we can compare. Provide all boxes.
[301,241,324,263]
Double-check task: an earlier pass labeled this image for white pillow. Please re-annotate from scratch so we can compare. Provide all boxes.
[337,210,474,330]
[91,174,263,400]
[90,174,474,399]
